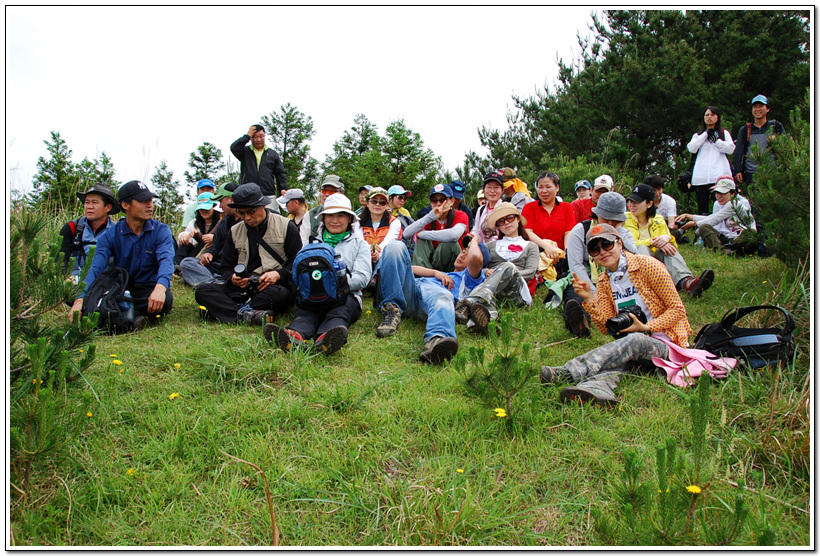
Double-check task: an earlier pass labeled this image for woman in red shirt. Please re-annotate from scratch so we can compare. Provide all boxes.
[521,171,577,264]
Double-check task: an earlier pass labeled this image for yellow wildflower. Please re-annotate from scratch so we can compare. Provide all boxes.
[763,281,768,284]
[456,469,464,474]
[112,360,123,366]
[174,363,181,369]
[109,354,117,358]
[686,485,702,494]
[366,310,372,314]
[127,468,135,476]
[86,412,93,418]
[493,408,507,418]
[199,306,207,311]
[78,349,84,353]
[169,392,180,400]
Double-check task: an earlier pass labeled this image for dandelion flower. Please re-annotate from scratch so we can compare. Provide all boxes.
[169,392,180,400]
[174,363,181,369]
[457,469,464,474]
[109,354,117,358]
[112,360,123,366]
[86,412,93,418]
[686,485,702,494]
[366,310,372,314]
[493,408,507,418]
[78,349,84,353]
[199,306,207,311]
[127,468,135,476]
[763,280,768,284]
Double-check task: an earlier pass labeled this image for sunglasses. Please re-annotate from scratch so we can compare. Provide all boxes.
[495,214,518,226]
[369,198,388,206]
[392,195,407,201]
[235,207,260,217]
[588,239,617,257]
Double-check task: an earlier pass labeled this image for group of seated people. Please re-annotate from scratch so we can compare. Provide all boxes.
[61,159,758,405]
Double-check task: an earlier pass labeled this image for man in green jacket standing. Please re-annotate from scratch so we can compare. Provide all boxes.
[231,124,287,200]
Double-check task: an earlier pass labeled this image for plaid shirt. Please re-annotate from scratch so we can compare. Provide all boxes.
[583,251,692,347]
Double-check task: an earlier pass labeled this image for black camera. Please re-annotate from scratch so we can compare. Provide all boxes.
[234,264,260,291]
[606,305,648,338]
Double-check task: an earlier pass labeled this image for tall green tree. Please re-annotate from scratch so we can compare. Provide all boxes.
[30,131,80,210]
[261,103,320,195]
[151,161,184,224]
[184,142,225,187]
[380,119,441,203]
[482,10,810,177]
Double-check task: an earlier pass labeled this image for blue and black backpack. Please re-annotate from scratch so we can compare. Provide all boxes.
[292,243,350,310]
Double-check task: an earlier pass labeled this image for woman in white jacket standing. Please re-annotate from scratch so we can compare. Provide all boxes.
[687,106,735,215]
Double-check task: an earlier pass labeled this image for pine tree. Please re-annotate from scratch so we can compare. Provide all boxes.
[183,142,225,187]
[30,131,80,211]
[151,161,184,225]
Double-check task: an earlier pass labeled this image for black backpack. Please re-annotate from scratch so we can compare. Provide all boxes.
[693,305,795,369]
[81,266,135,334]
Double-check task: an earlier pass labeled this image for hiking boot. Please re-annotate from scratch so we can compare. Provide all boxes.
[539,366,571,385]
[454,299,471,325]
[419,336,458,364]
[560,384,618,406]
[678,235,690,244]
[264,323,305,352]
[133,315,149,332]
[242,309,273,325]
[314,326,348,356]
[376,303,402,338]
[679,269,715,298]
[564,299,590,338]
[469,302,492,336]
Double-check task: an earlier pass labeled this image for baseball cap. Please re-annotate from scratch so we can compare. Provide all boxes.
[751,94,769,106]
[586,223,620,246]
[321,175,345,193]
[211,182,239,201]
[710,177,737,194]
[429,183,454,199]
[358,185,373,194]
[77,183,119,214]
[196,178,215,191]
[593,175,614,191]
[277,188,306,205]
[626,184,655,204]
[117,180,158,205]
[483,171,504,187]
[574,180,592,191]
[387,185,412,197]
[196,192,217,211]
[366,187,390,201]
[449,181,466,200]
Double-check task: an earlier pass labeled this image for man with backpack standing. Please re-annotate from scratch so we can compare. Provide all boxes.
[58,183,119,282]
[68,180,175,330]
[194,183,302,325]
[732,95,786,186]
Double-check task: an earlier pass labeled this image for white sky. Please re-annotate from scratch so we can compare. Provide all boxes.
[6,5,596,199]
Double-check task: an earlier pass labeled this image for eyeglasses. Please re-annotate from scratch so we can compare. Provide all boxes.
[369,198,388,206]
[587,239,617,257]
[496,214,519,226]
[236,207,260,217]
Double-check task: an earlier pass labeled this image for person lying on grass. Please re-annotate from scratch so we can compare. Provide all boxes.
[264,193,372,356]
[539,223,692,406]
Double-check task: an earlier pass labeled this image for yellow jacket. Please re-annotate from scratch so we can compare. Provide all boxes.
[624,213,678,253]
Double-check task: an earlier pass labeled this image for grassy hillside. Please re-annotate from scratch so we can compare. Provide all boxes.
[10,244,810,546]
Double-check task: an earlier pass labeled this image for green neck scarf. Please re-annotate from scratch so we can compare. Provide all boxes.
[322,229,350,248]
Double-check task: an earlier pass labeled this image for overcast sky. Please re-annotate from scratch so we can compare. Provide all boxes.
[7,6,596,199]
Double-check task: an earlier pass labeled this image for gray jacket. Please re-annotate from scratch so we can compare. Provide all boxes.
[486,239,540,282]
[315,224,372,305]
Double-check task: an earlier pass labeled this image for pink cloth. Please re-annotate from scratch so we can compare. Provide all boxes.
[651,334,738,387]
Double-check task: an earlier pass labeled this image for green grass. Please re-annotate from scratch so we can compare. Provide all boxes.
[9,244,811,546]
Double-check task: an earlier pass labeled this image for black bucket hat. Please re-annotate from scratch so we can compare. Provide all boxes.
[228,183,271,208]
[77,183,120,214]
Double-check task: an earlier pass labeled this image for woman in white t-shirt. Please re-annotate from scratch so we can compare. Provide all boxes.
[456,202,539,335]
[687,106,736,215]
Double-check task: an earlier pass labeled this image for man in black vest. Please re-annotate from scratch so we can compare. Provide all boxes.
[230,124,287,200]
[194,183,301,324]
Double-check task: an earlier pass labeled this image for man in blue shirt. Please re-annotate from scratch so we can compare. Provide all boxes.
[58,183,119,281]
[69,180,175,329]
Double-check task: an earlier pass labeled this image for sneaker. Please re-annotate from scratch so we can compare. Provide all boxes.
[469,302,492,336]
[564,299,590,338]
[314,326,348,356]
[419,336,459,364]
[133,315,149,332]
[454,299,471,325]
[678,235,690,244]
[560,384,618,406]
[264,323,305,351]
[376,303,402,338]
[680,269,715,298]
[539,366,571,385]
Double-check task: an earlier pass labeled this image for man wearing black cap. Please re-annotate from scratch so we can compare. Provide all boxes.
[231,124,287,199]
[180,182,240,287]
[194,183,302,325]
[68,180,175,329]
[58,183,119,282]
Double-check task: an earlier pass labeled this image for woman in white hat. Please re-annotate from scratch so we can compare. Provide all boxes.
[455,202,539,335]
[264,193,372,356]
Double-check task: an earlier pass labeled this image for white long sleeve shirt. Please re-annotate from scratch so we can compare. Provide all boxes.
[687,130,735,186]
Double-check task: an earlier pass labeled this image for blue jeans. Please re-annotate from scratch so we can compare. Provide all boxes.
[377,242,456,342]
[180,257,220,287]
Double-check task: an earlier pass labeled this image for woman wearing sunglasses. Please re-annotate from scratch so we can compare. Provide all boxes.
[454,203,539,335]
[540,223,692,406]
[359,187,403,266]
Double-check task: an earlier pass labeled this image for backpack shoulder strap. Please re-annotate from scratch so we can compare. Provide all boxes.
[746,122,752,143]
[257,236,288,268]
[719,305,795,334]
